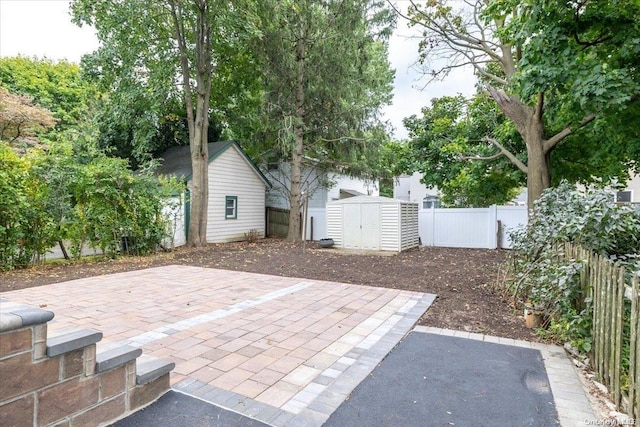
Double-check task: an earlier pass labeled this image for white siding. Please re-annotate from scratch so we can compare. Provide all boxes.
[393,172,438,206]
[264,164,326,209]
[400,203,420,250]
[206,146,267,243]
[393,174,411,202]
[326,174,379,201]
[264,167,290,210]
[308,186,327,208]
[265,164,379,209]
[380,204,399,251]
[306,208,327,240]
[326,204,342,246]
[625,173,640,203]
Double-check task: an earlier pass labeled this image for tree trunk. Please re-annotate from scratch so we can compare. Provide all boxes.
[525,135,551,209]
[287,28,306,243]
[188,76,210,247]
[524,108,551,209]
[58,240,70,260]
[487,87,552,209]
[175,0,210,248]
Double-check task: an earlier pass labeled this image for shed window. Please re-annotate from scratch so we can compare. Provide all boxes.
[225,196,237,219]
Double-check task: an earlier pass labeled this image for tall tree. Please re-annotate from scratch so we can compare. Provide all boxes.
[255,0,395,241]
[72,0,259,246]
[393,0,640,207]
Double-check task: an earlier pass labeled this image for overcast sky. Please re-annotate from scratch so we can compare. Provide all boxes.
[0,0,475,139]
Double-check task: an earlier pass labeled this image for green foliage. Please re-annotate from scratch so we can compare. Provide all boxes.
[0,143,39,269]
[404,93,524,207]
[252,0,395,172]
[0,56,98,133]
[0,141,176,270]
[489,0,640,177]
[504,181,640,350]
[72,0,260,166]
[377,140,413,197]
[403,0,640,206]
[513,181,640,259]
[68,155,168,257]
[492,0,640,111]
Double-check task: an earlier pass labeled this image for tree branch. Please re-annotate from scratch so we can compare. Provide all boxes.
[391,0,509,86]
[480,136,528,173]
[460,152,504,161]
[318,136,367,143]
[543,113,596,152]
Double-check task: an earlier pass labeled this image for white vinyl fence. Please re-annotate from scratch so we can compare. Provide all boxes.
[419,205,528,249]
[305,208,327,241]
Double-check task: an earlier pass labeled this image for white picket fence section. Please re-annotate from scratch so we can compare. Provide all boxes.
[419,205,528,249]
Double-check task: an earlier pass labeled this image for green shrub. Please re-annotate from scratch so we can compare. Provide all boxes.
[504,181,640,350]
[0,143,57,269]
[0,141,175,269]
[69,155,169,257]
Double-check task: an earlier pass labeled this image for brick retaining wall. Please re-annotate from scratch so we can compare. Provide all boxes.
[0,299,174,426]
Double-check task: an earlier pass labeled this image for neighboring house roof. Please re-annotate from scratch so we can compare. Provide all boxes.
[339,188,365,198]
[155,140,271,188]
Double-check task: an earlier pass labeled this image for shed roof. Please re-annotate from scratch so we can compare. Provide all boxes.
[154,140,271,188]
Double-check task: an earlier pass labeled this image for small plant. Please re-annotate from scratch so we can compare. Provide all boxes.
[244,229,261,243]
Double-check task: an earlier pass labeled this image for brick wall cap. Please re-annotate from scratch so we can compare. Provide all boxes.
[0,313,23,332]
[0,302,54,332]
[96,345,143,373]
[47,328,103,357]
[136,355,175,385]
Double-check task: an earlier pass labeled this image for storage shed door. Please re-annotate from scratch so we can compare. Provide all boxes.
[342,203,380,250]
[361,204,380,249]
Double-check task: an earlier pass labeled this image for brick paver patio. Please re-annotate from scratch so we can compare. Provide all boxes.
[2,265,435,426]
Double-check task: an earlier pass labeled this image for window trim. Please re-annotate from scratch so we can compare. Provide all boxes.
[616,190,632,203]
[422,195,441,209]
[225,196,238,219]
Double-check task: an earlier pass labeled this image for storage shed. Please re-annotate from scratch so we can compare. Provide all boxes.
[326,196,419,252]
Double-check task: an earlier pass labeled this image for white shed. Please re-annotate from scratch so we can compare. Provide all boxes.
[326,196,419,252]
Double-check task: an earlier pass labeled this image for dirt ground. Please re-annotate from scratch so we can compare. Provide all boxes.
[0,238,538,341]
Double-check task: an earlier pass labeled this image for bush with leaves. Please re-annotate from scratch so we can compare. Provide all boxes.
[0,143,32,269]
[0,142,61,269]
[69,155,169,257]
[0,140,178,269]
[504,181,640,351]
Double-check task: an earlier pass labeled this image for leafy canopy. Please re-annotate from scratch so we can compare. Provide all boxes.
[0,57,97,133]
[404,93,523,207]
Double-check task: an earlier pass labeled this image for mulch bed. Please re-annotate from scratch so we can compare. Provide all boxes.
[0,238,538,341]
